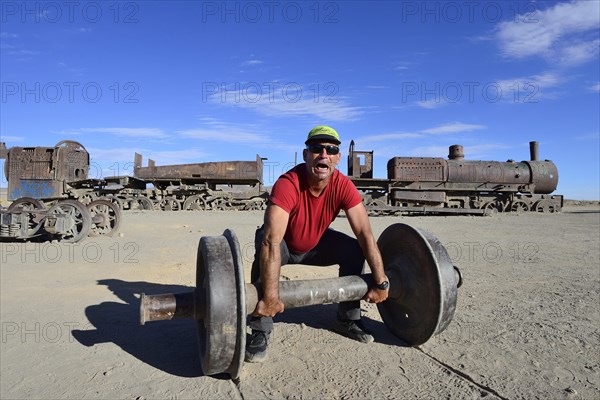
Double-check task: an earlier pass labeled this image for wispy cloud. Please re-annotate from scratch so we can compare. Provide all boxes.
[495,0,600,66]
[242,59,263,66]
[208,84,365,121]
[0,135,25,143]
[589,82,600,92]
[179,128,267,143]
[421,122,486,135]
[358,122,486,144]
[495,71,562,101]
[417,99,448,109]
[52,128,169,138]
[0,32,17,39]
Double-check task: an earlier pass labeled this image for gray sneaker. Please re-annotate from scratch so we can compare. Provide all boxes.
[332,319,374,343]
[245,330,271,363]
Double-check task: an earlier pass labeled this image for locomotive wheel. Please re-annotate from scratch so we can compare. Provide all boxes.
[7,197,46,236]
[211,198,233,211]
[535,199,556,213]
[158,197,182,211]
[510,200,530,212]
[183,195,208,211]
[243,199,265,211]
[87,199,122,237]
[481,201,504,214]
[47,199,92,243]
[128,197,153,211]
[98,195,124,211]
[77,192,97,206]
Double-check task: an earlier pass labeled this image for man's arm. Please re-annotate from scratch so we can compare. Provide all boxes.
[252,203,289,317]
[345,202,389,303]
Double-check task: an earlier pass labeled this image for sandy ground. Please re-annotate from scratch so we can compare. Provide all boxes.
[1,204,599,399]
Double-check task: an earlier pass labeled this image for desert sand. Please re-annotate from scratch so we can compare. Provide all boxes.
[1,204,599,399]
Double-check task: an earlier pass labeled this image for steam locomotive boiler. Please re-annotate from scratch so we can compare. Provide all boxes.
[348,140,563,214]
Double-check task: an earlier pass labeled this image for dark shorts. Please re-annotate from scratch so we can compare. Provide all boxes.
[249,225,365,332]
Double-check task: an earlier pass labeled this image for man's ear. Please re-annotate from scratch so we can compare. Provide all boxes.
[302,148,308,162]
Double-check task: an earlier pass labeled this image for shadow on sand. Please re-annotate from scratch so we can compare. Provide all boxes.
[72,279,410,378]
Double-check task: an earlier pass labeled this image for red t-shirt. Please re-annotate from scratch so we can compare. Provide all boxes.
[268,164,363,253]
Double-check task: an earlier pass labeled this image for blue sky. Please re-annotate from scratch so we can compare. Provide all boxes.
[1,0,599,199]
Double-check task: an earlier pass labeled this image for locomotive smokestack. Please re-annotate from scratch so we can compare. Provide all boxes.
[529,141,539,161]
[448,145,464,160]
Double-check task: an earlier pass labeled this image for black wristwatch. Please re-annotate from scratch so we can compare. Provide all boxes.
[374,280,389,290]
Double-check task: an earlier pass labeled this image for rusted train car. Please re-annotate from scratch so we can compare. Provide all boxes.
[0,140,121,242]
[128,152,268,211]
[348,140,563,215]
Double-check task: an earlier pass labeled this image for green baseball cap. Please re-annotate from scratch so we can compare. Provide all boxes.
[305,126,341,145]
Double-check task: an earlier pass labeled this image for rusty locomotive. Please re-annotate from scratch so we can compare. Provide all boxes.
[0,140,122,242]
[348,140,562,215]
[0,138,562,242]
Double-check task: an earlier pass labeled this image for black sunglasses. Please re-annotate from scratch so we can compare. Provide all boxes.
[306,144,340,155]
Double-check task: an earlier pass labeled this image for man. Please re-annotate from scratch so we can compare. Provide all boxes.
[245,125,389,363]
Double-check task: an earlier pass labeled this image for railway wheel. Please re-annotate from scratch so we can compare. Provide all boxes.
[128,197,154,211]
[99,195,124,211]
[510,200,530,212]
[7,197,46,236]
[211,198,233,211]
[158,197,182,211]
[481,201,504,214]
[77,192,97,206]
[47,199,92,243]
[87,199,122,237]
[535,199,556,213]
[183,195,208,211]
[243,199,265,211]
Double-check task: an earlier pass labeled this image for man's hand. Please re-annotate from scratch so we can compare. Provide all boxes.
[363,287,389,304]
[253,296,285,318]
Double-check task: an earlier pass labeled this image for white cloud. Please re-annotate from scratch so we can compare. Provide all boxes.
[417,99,447,109]
[495,0,600,66]
[242,59,263,66]
[0,32,17,38]
[179,128,267,143]
[0,135,25,143]
[494,72,562,101]
[421,122,486,135]
[74,128,168,138]
[210,85,365,121]
[590,82,600,92]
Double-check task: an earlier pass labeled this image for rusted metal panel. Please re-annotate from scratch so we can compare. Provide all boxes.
[387,157,447,182]
[5,141,90,200]
[134,153,263,185]
[447,160,531,185]
[390,190,446,203]
[526,160,559,194]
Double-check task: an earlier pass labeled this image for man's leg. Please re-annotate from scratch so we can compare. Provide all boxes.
[246,226,290,362]
[301,228,374,343]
